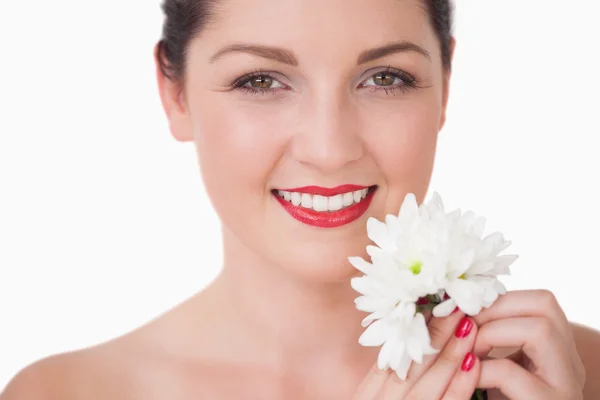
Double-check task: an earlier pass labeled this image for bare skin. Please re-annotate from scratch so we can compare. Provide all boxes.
[1,288,599,399]
[3,0,598,398]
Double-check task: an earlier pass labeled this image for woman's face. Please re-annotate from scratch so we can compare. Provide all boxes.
[157,0,453,282]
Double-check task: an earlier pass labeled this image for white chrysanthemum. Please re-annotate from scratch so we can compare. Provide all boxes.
[350,193,450,306]
[349,191,517,379]
[432,210,519,316]
[358,301,438,380]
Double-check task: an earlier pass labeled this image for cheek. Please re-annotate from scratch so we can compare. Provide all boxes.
[190,95,290,219]
[362,95,441,209]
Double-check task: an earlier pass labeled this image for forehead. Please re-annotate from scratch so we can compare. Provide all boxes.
[191,0,438,66]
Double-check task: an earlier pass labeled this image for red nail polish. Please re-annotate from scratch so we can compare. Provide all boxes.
[461,352,476,371]
[452,306,460,314]
[455,317,473,338]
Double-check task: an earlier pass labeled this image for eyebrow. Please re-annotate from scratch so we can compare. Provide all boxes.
[209,40,430,66]
[210,44,299,66]
[357,41,431,64]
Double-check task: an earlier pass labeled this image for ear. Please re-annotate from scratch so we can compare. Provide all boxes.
[154,42,194,142]
[439,36,456,132]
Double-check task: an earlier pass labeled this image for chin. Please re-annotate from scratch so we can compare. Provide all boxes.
[266,238,368,284]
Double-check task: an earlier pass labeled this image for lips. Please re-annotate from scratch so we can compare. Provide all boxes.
[277,184,370,197]
[273,185,377,228]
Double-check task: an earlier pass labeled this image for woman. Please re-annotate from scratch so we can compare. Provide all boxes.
[2,0,598,398]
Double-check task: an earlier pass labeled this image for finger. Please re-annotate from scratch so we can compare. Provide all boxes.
[376,310,465,398]
[352,309,436,399]
[409,317,478,399]
[352,362,391,400]
[441,353,481,400]
[473,290,571,343]
[478,358,552,398]
[473,317,574,389]
[473,289,581,376]
[409,309,465,377]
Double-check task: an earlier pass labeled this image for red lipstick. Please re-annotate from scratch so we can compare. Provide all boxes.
[277,184,369,197]
[273,185,376,228]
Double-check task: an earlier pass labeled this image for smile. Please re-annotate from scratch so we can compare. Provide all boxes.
[272,184,377,228]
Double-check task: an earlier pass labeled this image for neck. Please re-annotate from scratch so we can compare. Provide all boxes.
[206,227,376,375]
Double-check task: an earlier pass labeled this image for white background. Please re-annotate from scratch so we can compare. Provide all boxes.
[1,0,599,390]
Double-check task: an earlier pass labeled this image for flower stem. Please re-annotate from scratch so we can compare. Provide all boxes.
[426,294,439,303]
[416,303,437,313]
[471,388,487,400]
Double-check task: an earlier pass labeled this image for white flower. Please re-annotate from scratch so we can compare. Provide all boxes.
[349,191,517,379]
[349,193,450,305]
[358,301,438,380]
[432,224,519,317]
[427,195,518,317]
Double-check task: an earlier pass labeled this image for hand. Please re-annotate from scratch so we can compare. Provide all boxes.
[354,310,483,399]
[473,290,586,399]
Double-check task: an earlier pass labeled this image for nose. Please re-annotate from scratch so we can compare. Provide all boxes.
[290,89,364,173]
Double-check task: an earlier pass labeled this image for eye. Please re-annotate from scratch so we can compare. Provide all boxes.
[368,72,400,86]
[232,71,287,95]
[359,67,421,95]
[246,75,285,89]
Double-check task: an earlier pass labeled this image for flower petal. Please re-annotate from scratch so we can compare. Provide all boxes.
[359,319,389,347]
[428,191,445,213]
[445,279,486,315]
[366,245,383,259]
[393,353,412,381]
[461,211,477,232]
[348,256,375,275]
[407,336,424,364]
[496,239,512,254]
[377,336,396,370]
[385,214,401,238]
[367,217,395,250]
[361,311,388,327]
[471,216,487,238]
[451,249,475,277]
[432,298,457,317]
[389,338,407,371]
[389,300,417,320]
[490,254,518,275]
[467,260,495,276]
[350,277,375,295]
[397,193,419,223]
[357,296,395,313]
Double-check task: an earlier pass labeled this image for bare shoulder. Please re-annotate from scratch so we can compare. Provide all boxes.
[570,322,600,398]
[1,352,83,400]
[0,333,218,400]
[0,339,146,400]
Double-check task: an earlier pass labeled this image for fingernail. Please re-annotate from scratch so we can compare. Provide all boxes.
[461,352,476,371]
[452,306,460,314]
[455,317,473,338]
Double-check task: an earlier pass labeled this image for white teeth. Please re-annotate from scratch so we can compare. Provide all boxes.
[313,195,328,211]
[301,193,313,208]
[342,192,354,207]
[276,187,374,212]
[328,194,343,211]
[291,192,301,206]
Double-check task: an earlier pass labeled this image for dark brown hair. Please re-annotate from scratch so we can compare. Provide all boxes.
[157,0,454,85]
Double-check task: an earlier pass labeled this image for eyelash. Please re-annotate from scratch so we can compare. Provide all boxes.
[231,66,422,96]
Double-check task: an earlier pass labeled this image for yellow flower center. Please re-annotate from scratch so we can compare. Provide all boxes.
[410,261,423,275]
